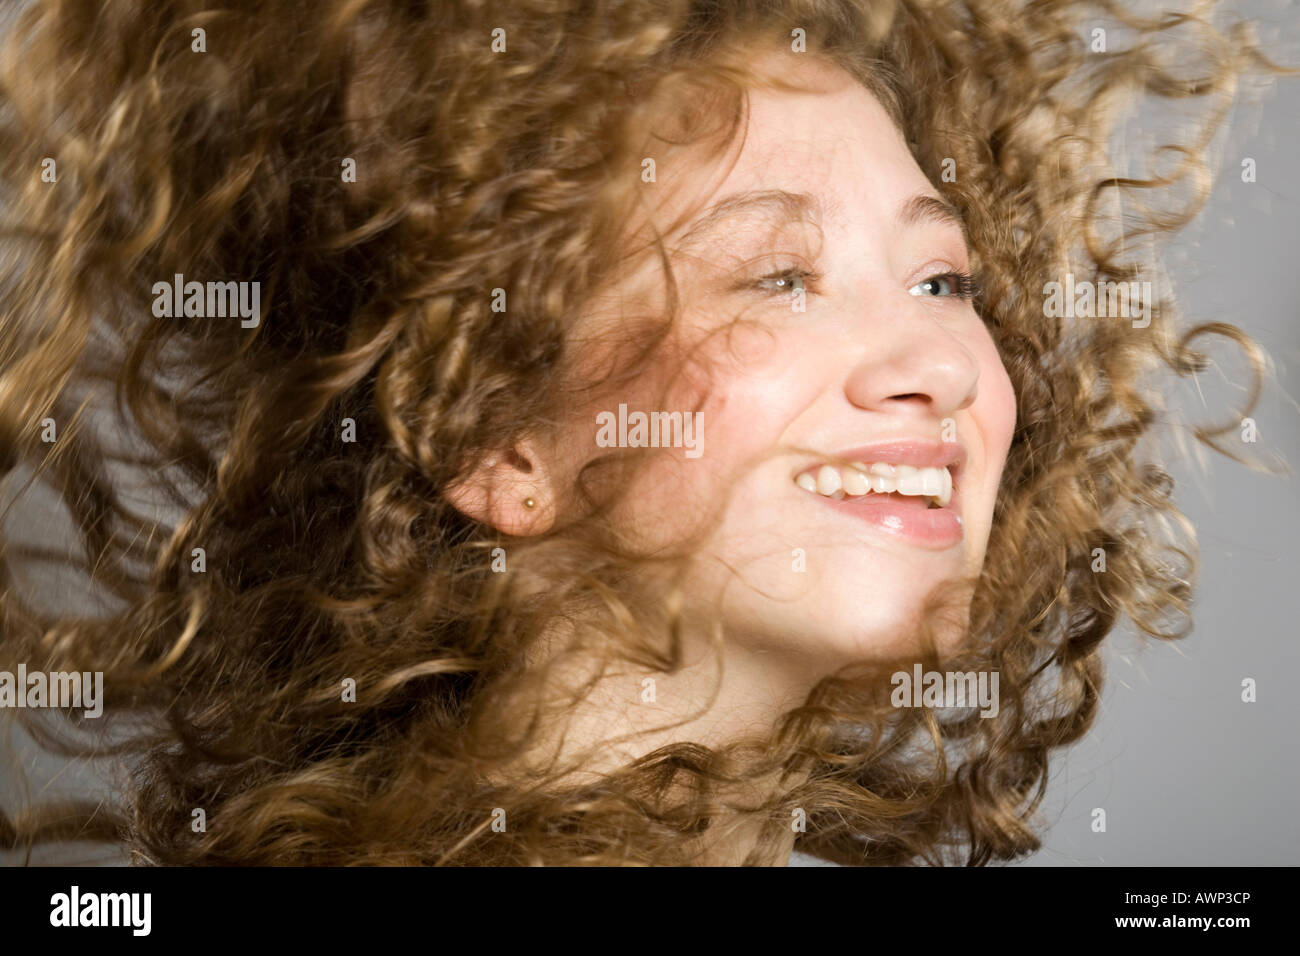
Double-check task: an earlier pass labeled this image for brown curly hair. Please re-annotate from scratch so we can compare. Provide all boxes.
[0,0,1291,866]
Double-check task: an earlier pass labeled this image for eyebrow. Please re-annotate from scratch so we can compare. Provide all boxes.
[669,188,968,253]
[670,189,827,253]
[896,193,969,247]
[899,192,972,244]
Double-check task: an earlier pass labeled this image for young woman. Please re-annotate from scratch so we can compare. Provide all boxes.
[0,0,1289,866]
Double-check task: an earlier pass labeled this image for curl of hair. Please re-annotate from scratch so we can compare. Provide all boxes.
[0,0,1291,865]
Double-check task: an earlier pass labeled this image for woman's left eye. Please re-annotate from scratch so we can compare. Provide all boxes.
[909,271,979,300]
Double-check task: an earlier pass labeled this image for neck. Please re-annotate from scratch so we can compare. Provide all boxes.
[496,625,819,864]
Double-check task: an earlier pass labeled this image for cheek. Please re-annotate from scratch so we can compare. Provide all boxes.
[979,342,1018,460]
[674,320,823,460]
[615,324,820,534]
[965,335,1017,552]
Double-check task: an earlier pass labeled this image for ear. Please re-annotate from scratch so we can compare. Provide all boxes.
[443,439,556,536]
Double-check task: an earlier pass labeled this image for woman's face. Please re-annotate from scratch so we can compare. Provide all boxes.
[548,52,1017,674]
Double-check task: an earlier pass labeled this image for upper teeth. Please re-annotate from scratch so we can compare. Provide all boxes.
[794,462,953,507]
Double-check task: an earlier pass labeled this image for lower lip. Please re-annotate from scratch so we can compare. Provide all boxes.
[813,488,964,550]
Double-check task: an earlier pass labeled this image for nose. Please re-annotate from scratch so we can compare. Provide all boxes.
[841,287,980,418]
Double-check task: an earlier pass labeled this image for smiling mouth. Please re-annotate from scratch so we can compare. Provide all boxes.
[794,461,953,508]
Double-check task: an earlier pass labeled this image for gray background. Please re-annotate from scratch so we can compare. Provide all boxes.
[1014,4,1300,865]
[0,0,1296,866]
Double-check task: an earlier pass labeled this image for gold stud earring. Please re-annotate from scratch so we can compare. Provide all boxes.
[523,497,536,510]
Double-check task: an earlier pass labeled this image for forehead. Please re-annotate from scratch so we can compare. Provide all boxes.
[730,68,916,192]
[634,54,937,254]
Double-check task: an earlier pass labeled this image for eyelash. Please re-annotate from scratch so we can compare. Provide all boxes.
[749,265,982,302]
[912,270,982,300]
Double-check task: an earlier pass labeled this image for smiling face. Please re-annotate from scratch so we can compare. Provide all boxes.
[526,50,1016,682]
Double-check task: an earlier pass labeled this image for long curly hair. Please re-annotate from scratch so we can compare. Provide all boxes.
[0,0,1290,866]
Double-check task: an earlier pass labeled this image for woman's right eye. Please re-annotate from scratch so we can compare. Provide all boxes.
[751,266,818,297]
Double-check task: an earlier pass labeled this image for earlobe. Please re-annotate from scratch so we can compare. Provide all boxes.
[442,442,555,536]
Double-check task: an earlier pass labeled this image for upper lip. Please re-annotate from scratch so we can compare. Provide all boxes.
[806,438,967,487]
